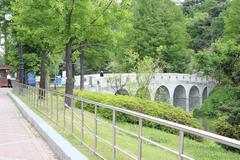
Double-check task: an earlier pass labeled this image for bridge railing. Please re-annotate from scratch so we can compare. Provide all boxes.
[13,82,240,160]
[80,73,218,89]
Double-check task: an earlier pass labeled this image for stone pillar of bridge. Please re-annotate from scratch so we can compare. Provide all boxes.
[170,97,174,105]
[168,86,174,106]
[199,96,203,106]
[186,98,189,112]
[185,85,191,112]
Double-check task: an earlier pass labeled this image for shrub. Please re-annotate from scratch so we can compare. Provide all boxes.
[215,117,240,153]
[74,90,202,140]
[194,86,240,118]
[193,86,240,151]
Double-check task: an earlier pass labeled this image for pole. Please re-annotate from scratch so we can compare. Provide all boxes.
[18,43,24,84]
[80,42,84,90]
[18,44,24,94]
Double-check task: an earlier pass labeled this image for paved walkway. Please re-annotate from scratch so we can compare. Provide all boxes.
[0,88,58,160]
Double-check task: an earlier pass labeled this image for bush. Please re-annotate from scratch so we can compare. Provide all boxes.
[194,86,240,151]
[74,90,202,140]
[194,86,240,118]
[215,117,240,153]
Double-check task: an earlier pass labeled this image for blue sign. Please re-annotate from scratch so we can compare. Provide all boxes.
[55,76,62,87]
[27,72,36,86]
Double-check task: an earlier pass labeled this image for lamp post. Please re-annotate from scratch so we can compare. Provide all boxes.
[18,44,24,84]
[5,13,24,92]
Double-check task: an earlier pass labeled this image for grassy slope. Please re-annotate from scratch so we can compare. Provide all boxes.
[15,91,240,160]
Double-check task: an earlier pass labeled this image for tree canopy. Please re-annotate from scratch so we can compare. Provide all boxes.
[126,0,190,72]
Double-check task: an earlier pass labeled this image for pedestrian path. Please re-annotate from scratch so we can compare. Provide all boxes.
[0,88,58,160]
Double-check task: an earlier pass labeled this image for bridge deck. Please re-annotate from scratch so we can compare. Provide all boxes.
[0,88,58,160]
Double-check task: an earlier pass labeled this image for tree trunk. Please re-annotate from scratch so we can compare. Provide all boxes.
[65,38,74,106]
[39,51,47,99]
[72,62,75,86]
[80,43,84,90]
[64,0,75,107]
[72,63,75,79]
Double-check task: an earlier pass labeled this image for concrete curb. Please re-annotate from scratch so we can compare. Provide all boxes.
[8,91,89,160]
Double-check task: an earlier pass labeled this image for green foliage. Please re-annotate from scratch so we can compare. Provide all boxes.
[135,87,151,100]
[184,0,229,52]
[215,117,240,152]
[12,0,61,49]
[191,39,240,85]
[194,86,240,150]
[110,51,157,99]
[123,0,190,73]
[0,54,5,66]
[224,0,240,42]
[194,86,240,118]
[73,90,202,140]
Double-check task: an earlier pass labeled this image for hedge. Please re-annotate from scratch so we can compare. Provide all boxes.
[73,90,202,140]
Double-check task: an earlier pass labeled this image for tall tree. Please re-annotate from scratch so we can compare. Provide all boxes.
[127,0,190,73]
[184,0,229,52]
[52,0,131,104]
[12,0,62,89]
[192,0,240,85]
[224,0,240,42]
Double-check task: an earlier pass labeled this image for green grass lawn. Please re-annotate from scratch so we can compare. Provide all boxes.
[14,90,240,160]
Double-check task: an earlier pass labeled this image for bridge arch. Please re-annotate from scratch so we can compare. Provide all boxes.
[115,88,129,96]
[155,85,170,103]
[173,85,186,110]
[189,86,200,111]
[202,87,208,103]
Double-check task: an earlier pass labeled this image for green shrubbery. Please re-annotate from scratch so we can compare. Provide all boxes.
[194,86,240,118]
[73,90,202,140]
[194,86,240,151]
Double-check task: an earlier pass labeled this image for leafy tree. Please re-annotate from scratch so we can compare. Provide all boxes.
[50,0,131,104]
[192,1,240,152]
[184,0,229,52]
[0,0,11,47]
[224,0,240,42]
[0,54,5,66]
[11,0,62,89]
[127,0,190,72]
[0,0,15,69]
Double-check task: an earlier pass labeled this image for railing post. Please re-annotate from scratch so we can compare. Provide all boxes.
[50,92,53,118]
[56,94,59,123]
[138,118,143,160]
[43,89,45,110]
[63,95,66,128]
[178,131,184,160]
[71,99,74,134]
[30,87,33,105]
[112,110,116,160]
[32,87,34,106]
[81,101,84,142]
[25,85,31,105]
[37,88,39,108]
[46,90,49,114]
[33,87,36,107]
[41,89,44,109]
[40,88,42,109]
[29,86,31,104]
[94,104,98,153]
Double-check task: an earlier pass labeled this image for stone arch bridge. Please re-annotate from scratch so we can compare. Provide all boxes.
[74,73,217,111]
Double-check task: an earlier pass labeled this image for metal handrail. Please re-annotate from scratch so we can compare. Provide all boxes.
[13,82,240,160]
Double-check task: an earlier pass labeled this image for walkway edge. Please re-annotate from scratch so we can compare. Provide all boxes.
[8,91,89,160]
